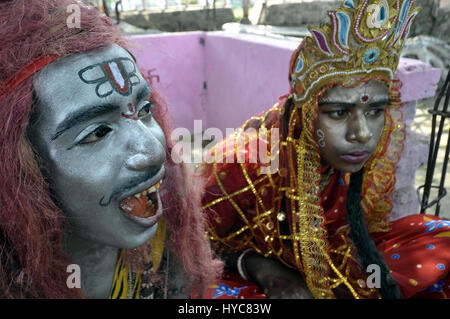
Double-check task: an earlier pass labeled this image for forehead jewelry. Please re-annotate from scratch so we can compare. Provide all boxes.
[360,84,370,104]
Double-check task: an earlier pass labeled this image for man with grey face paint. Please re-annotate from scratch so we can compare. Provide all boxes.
[28,45,167,298]
[0,0,220,299]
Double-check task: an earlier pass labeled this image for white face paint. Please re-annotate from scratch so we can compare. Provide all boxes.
[316,129,326,148]
[28,45,166,249]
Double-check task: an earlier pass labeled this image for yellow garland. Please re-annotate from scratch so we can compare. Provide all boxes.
[109,216,167,299]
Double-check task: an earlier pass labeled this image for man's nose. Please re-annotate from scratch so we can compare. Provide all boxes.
[124,122,165,171]
[347,112,372,144]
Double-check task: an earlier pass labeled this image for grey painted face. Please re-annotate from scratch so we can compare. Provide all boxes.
[314,79,388,173]
[29,45,166,249]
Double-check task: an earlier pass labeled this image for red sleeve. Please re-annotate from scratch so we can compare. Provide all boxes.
[200,104,283,245]
[201,133,260,238]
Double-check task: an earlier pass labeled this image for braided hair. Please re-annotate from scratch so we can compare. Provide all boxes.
[346,170,403,299]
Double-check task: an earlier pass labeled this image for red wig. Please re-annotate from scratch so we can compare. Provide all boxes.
[0,0,221,298]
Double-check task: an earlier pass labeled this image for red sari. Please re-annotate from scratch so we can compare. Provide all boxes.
[202,166,450,299]
[322,170,450,299]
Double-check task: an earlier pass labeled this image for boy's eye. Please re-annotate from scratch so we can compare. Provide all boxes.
[79,125,112,144]
[366,108,384,116]
[327,109,348,118]
[137,102,153,118]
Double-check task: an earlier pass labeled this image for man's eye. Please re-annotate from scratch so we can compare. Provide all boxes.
[79,125,112,144]
[137,102,153,118]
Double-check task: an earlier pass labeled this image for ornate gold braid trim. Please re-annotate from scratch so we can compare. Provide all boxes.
[292,97,335,298]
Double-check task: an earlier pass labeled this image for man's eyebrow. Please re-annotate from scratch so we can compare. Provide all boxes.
[52,103,119,141]
[136,85,151,102]
[51,85,151,141]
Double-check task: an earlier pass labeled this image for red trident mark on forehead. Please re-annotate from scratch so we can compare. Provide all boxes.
[103,60,130,94]
[78,57,140,98]
[121,103,138,120]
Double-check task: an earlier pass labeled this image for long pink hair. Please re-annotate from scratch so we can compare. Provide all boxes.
[0,0,221,298]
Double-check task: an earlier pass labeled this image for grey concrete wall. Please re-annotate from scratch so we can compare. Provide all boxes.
[120,8,235,32]
[261,1,340,26]
[407,0,450,43]
[258,0,449,43]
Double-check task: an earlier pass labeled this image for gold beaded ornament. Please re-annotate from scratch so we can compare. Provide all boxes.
[290,0,419,104]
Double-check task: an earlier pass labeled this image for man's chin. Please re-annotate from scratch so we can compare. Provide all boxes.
[84,222,160,250]
[118,222,160,249]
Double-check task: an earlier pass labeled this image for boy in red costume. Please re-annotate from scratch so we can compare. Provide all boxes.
[202,0,450,298]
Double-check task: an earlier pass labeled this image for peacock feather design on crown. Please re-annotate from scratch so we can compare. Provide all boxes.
[290,0,419,103]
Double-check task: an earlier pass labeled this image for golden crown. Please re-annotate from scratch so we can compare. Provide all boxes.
[290,0,419,103]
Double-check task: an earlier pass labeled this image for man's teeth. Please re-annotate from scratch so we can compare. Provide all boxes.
[133,181,162,199]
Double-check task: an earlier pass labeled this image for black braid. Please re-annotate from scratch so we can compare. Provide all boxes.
[346,170,403,299]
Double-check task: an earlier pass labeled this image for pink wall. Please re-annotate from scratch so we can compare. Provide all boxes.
[128,32,205,132]
[127,32,441,133]
[204,33,298,133]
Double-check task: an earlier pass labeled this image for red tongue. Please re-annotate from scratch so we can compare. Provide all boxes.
[119,195,147,217]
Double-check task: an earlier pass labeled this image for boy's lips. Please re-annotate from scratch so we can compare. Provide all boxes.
[339,151,371,164]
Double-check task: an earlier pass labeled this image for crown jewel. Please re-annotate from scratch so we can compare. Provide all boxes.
[291,0,419,103]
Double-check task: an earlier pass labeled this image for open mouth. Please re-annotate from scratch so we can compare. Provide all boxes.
[119,180,162,219]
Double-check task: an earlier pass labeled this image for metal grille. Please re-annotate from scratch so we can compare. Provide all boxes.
[419,70,450,217]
